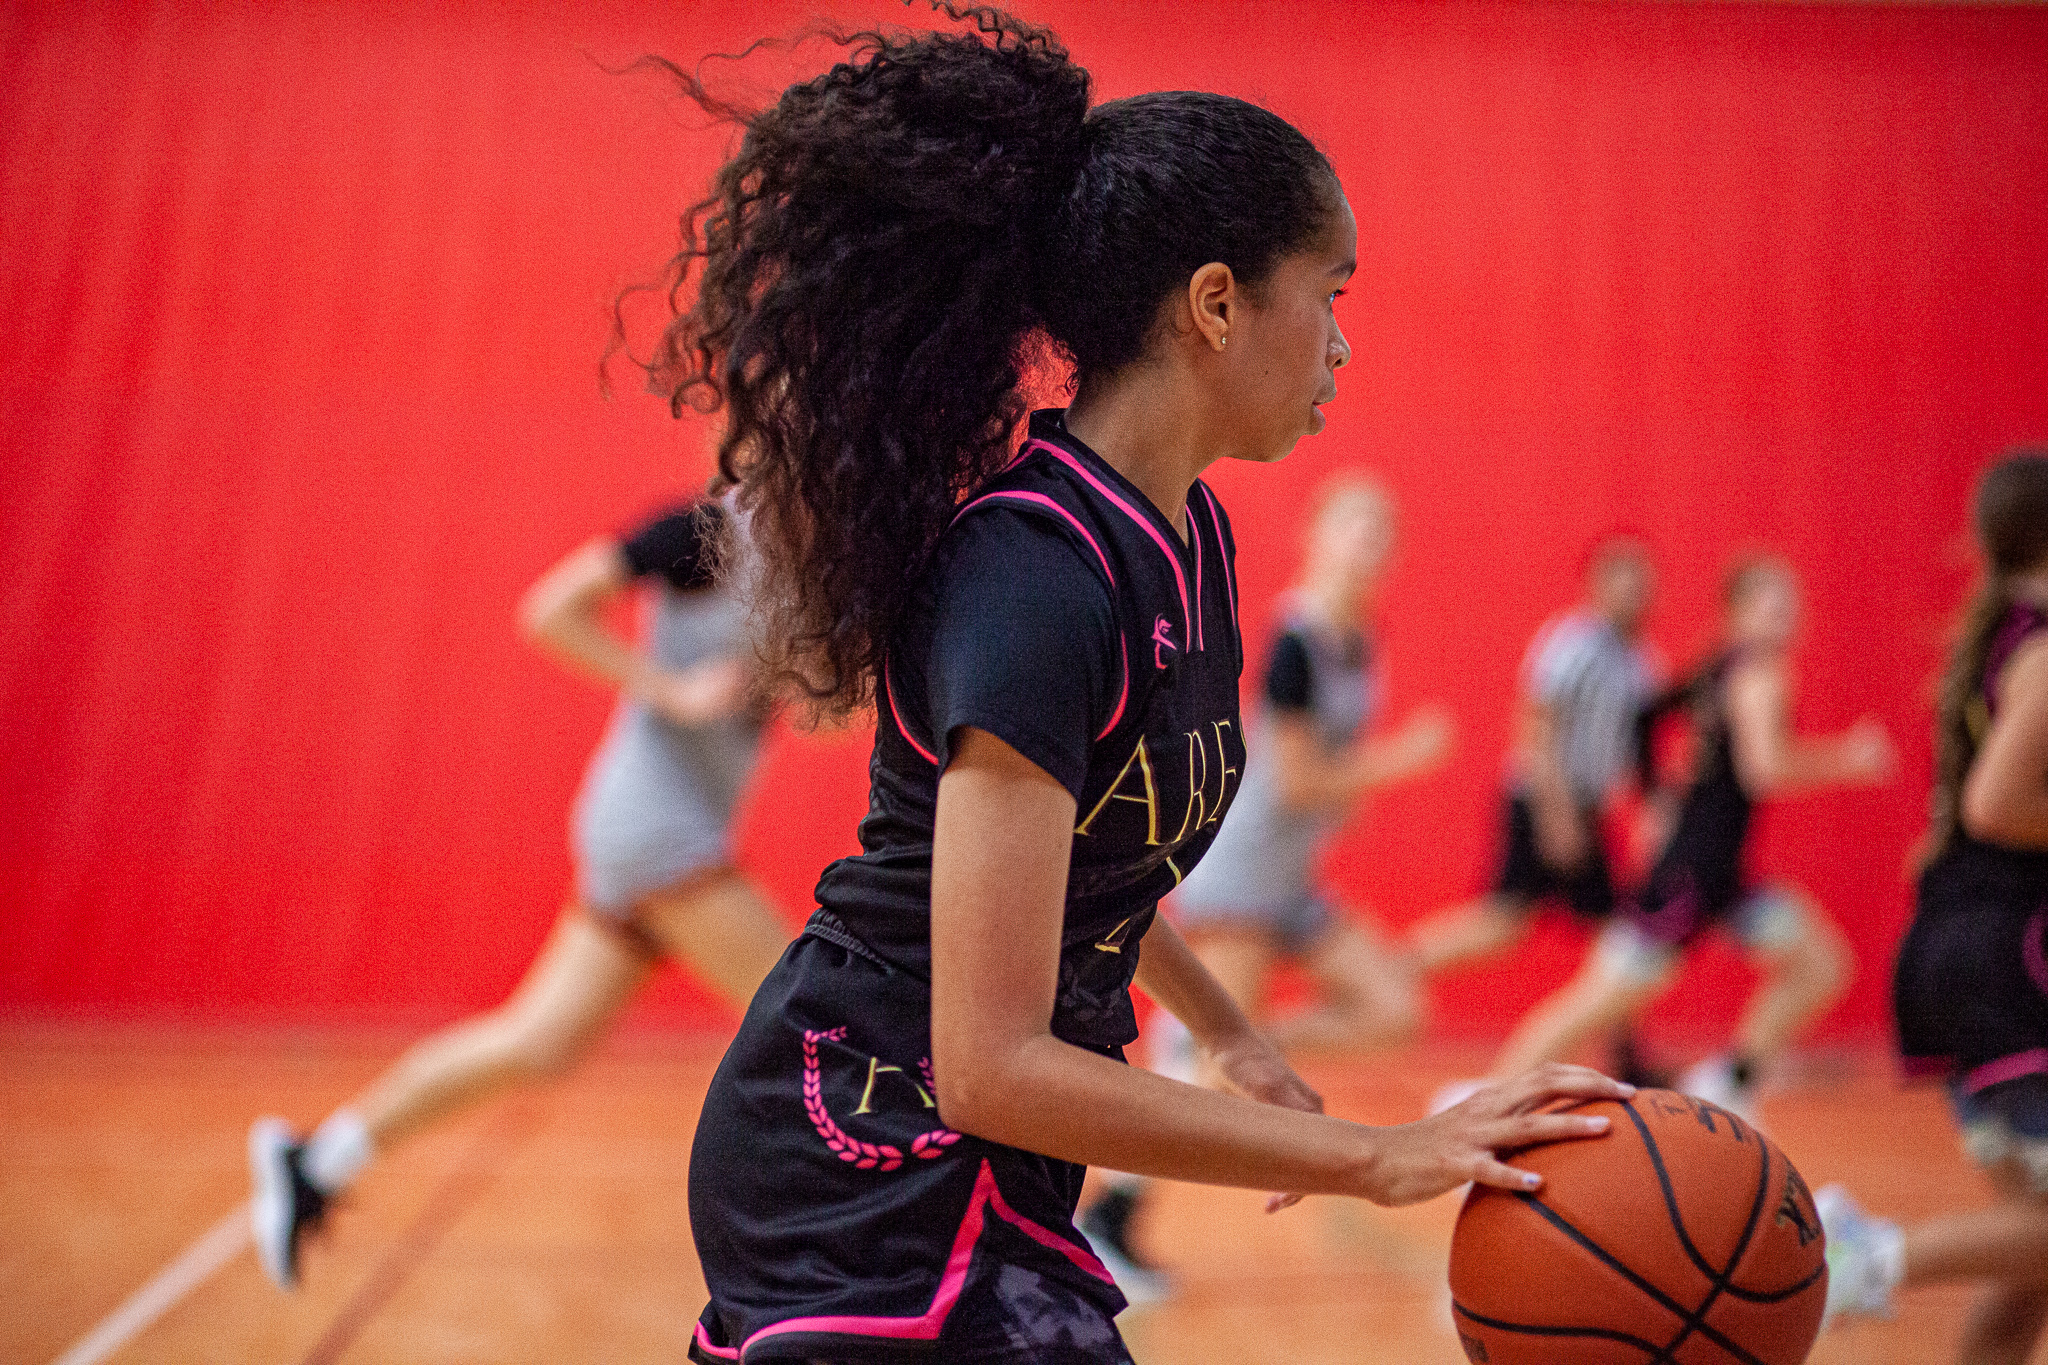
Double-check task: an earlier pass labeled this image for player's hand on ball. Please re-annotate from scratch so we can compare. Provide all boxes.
[1367,1064,1632,1207]
[1205,1029,1324,1213]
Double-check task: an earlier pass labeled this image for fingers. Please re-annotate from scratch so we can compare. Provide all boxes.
[1489,1063,1633,1114]
[1477,1110,1611,1152]
[1470,1158,1545,1194]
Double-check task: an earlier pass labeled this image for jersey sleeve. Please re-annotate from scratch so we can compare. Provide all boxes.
[1523,615,1589,704]
[1263,631,1315,712]
[619,503,723,592]
[922,508,1121,802]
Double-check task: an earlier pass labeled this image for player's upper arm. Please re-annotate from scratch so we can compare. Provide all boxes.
[517,536,631,640]
[1727,660,1789,794]
[1961,636,2048,848]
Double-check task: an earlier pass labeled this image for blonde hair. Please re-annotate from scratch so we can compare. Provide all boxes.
[1305,470,1393,546]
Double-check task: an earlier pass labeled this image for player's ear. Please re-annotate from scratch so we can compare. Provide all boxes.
[1185,261,1236,353]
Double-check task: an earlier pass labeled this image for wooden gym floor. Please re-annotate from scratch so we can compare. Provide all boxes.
[2,1022,2029,1365]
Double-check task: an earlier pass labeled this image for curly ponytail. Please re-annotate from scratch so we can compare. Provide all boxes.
[631,5,1336,719]
[1927,450,2048,861]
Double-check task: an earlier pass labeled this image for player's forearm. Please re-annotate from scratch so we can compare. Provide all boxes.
[1133,915,1258,1049]
[934,1031,1378,1198]
[1741,735,1859,795]
[1961,774,2048,848]
[524,606,658,697]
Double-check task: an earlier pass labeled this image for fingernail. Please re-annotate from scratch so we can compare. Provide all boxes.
[1587,1116,1609,1131]
[1522,1173,1541,1189]
[1617,1083,1638,1096]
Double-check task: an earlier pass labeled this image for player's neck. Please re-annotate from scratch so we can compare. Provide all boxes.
[2007,565,2048,610]
[1064,375,1214,544]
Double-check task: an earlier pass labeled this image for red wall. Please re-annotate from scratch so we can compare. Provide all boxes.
[3,1,2045,1041]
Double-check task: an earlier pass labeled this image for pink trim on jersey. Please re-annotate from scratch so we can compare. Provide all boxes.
[1031,440,1190,634]
[693,1321,741,1360]
[954,489,1116,587]
[1965,1048,2048,1095]
[883,659,939,765]
[1189,498,1205,652]
[1099,633,1129,738]
[952,485,1128,743]
[1195,482,1236,626]
[735,1158,1113,1359]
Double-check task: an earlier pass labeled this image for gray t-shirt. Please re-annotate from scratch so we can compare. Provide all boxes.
[1174,605,1380,914]
[1520,609,1659,806]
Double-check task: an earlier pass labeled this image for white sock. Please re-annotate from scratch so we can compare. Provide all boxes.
[302,1109,374,1193]
[1871,1217,1906,1301]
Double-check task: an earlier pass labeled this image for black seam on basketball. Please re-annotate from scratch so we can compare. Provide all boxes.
[1722,1262,1827,1304]
[1647,1103,1776,1364]
[1512,1193,1768,1365]
[1452,1300,1668,1355]
[1620,1098,1734,1284]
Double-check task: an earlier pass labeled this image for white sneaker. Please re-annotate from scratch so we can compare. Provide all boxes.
[1814,1184,1902,1325]
[1430,1079,1486,1116]
[1677,1055,1756,1122]
[249,1117,327,1289]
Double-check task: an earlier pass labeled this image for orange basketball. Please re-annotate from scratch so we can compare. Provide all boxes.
[1448,1089,1828,1365]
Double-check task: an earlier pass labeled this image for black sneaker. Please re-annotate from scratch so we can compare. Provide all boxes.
[1076,1188,1172,1305]
[1610,1028,1672,1092]
[249,1118,328,1289]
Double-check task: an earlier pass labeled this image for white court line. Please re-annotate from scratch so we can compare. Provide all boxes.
[51,1206,250,1365]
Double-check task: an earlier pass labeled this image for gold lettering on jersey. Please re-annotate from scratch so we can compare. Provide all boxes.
[1094,916,1137,953]
[1074,736,1160,843]
[854,1055,935,1114]
[1212,720,1240,816]
[1167,720,1242,843]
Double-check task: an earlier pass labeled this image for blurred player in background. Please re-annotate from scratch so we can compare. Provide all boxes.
[1410,539,1659,979]
[1411,538,1662,1104]
[247,499,789,1289]
[1822,451,2048,1364]
[1082,473,1452,1297]
[1480,554,1891,1115]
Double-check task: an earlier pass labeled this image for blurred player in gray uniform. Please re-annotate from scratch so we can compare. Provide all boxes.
[1410,538,1661,978]
[248,498,790,1290]
[1080,474,1451,1299]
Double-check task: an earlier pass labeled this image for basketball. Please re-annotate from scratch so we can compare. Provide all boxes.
[1448,1089,1829,1365]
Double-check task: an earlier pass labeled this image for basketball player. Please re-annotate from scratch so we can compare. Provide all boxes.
[643,12,1632,1362]
[1079,473,1451,1299]
[1477,555,1890,1114]
[247,498,791,1289]
[1408,539,1660,979]
[1821,452,2048,1365]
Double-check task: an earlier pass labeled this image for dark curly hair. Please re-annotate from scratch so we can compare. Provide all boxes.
[633,3,1336,718]
[1927,450,2048,861]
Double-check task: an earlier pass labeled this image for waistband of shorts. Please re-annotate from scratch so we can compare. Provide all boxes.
[801,909,893,969]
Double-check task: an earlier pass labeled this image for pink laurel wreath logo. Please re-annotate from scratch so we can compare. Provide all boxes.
[801,1027,962,1171]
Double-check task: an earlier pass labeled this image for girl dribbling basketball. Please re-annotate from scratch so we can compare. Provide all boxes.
[641,8,1631,1363]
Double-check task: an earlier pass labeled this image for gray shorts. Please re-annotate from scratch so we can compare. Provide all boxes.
[1171,890,1336,957]
[572,704,760,918]
[1592,882,1807,987]
[1953,1075,2048,1196]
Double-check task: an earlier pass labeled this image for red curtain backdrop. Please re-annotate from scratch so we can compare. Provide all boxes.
[3,1,2045,1040]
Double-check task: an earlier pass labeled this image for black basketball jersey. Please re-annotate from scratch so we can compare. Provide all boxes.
[687,410,1246,1363]
[809,407,1247,1048]
[1638,651,1754,918]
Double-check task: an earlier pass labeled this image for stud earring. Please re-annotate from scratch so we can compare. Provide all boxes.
[1218,335,1228,348]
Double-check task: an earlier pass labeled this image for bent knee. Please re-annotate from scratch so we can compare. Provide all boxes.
[487,1012,591,1080]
